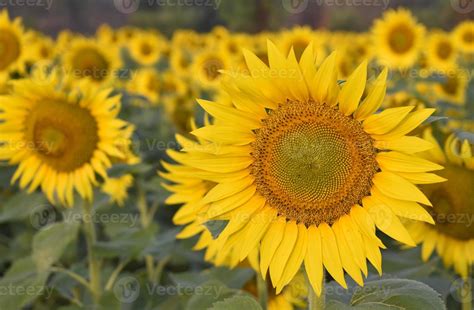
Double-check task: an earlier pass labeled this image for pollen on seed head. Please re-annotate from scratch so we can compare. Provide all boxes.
[251,99,379,226]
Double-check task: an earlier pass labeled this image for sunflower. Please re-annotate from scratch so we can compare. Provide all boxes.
[0,10,29,75]
[0,72,133,206]
[433,69,469,105]
[371,8,425,69]
[407,130,474,278]
[102,174,134,207]
[425,31,458,73]
[128,68,161,104]
[62,38,121,84]
[191,49,231,88]
[162,42,444,295]
[278,27,326,61]
[452,21,474,54]
[170,48,193,76]
[24,33,55,66]
[129,32,165,66]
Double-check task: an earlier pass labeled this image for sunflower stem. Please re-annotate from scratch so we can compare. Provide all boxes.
[137,186,157,283]
[306,270,325,310]
[461,275,472,310]
[81,201,102,304]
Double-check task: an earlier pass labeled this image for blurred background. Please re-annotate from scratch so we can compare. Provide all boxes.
[5,0,474,37]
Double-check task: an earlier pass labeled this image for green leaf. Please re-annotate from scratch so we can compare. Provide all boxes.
[0,192,48,224]
[32,221,80,271]
[185,280,240,310]
[94,224,157,259]
[204,220,228,239]
[350,278,445,310]
[210,295,262,310]
[0,257,50,309]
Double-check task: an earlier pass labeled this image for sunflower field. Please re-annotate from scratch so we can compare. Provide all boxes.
[0,2,473,310]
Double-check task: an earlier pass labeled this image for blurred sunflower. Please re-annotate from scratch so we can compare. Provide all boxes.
[129,32,164,66]
[162,42,444,295]
[24,33,55,66]
[0,72,133,206]
[452,21,474,54]
[63,38,121,84]
[372,8,425,69]
[170,48,193,76]
[0,10,29,75]
[407,130,474,278]
[278,27,326,61]
[425,31,458,73]
[433,69,469,105]
[192,49,231,88]
[128,68,161,104]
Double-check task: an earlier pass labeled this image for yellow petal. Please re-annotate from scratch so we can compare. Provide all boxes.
[276,223,308,293]
[376,151,443,172]
[260,217,286,279]
[354,68,387,120]
[197,99,261,129]
[394,172,447,184]
[363,106,414,135]
[239,206,277,260]
[319,223,347,288]
[269,221,298,286]
[374,109,435,140]
[374,136,433,154]
[338,60,367,116]
[332,220,364,286]
[371,187,434,224]
[373,171,432,205]
[304,225,323,296]
[311,52,338,105]
[363,196,416,246]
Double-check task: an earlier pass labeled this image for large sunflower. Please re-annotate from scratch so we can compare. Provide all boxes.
[371,8,425,69]
[407,130,474,278]
[0,10,29,75]
[162,42,444,294]
[0,72,133,206]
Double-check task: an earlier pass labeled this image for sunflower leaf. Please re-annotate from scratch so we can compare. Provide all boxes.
[204,220,228,239]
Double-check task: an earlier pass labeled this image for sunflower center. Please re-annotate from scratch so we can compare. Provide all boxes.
[441,76,458,95]
[423,164,474,240]
[251,100,378,226]
[71,47,110,81]
[388,24,415,54]
[463,31,473,44]
[140,42,152,56]
[436,41,452,60]
[202,58,224,81]
[0,28,21,70]
[25,100,99,172]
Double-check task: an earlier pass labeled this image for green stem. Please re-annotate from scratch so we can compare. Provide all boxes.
[256,274,268,310]
[137,187,157,282]
[306,271,325,310]
[105,260,129,291]
[49,266,92,292]
[82,201,102,303]
[461,276,472,310]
